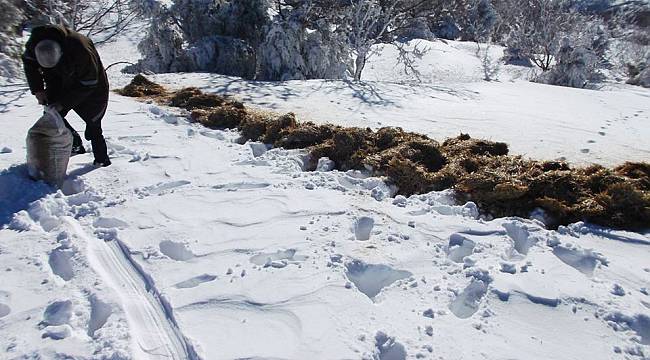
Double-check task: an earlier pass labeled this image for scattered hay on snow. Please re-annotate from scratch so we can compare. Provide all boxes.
[116,74,167,97]
[169,87,244,110]
[275,123,335,149]
[238,111,298,144]
[190,107,247,129]
[117,76,650,230]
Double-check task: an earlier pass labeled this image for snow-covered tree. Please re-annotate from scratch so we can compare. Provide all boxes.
[127,0,266,77]
[23,0,139,44]
[346,0,399,81]
[128,0,442,81]
[496,0,610,87]
[502,0,576,71]
[0,0,25,81]
[341,0,440,81]
[607,1,650,87]
[537,38,595,88]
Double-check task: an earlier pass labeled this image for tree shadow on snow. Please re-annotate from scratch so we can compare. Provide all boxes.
[188,73,480,113]
[319,80,399,107]
[0,164,54,227]
[202,76,300,109]
[0,85,30,114]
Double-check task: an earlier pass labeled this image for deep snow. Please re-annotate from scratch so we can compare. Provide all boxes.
[0,31,649,360]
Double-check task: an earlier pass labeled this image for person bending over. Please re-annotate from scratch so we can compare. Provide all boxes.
[23,24,111,167]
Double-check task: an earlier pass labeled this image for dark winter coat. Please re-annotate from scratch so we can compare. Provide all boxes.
[22,25,109,110]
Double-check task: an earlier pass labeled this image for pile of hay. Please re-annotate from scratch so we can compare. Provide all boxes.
[117,76,650,230]
[116,74,166,97]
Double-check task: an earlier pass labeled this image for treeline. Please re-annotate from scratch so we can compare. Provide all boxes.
[126,0,649,87]
[1,0,648,88]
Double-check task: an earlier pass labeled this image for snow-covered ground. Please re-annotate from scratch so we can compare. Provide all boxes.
[0,31,649,359]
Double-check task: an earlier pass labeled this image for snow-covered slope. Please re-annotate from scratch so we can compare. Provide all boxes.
[106,39,650,168]
[0,33,649,359]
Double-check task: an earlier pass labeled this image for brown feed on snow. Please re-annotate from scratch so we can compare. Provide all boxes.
[115,74,167,97]
[118,76,650,230]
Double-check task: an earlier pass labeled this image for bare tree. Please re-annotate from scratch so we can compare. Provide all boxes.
[345,0,437,81]
[24,0,140,45]
[504,0,578,71]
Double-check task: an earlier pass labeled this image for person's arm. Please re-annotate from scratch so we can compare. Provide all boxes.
[54,42,100,110]
[22,44,45,96]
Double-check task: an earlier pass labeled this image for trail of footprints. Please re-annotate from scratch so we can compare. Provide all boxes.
[445,220,611,320]
[40,231,115,341]
[17,115,643,357]
[582,110,645,154]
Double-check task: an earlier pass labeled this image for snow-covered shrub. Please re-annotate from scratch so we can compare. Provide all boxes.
[502,48,532,67]
[130,0,343,80]
[497,0,610,87]
[502,0,574,71]
[607,1,650,87]
[431,15,461,40]
[464,0,497,41]
[627,62,650,88]
[124,7,186,73]
[127,0,267,77]
[537,39,597,88]
[540,16,610,87]
[256,22,307,81]
[302,27,349,80]
[397,18,437,41]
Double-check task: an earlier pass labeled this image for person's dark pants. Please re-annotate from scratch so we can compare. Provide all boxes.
[58,93,109,163]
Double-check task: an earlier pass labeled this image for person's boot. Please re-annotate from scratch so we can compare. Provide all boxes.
[93,159,111,167]
[70,131,86,155]
[91,136,110,167]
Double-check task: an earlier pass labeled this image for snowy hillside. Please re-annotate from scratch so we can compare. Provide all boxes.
[106,40,650,168]
[0,31,649,360]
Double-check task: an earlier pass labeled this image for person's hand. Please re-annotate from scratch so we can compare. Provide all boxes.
[35,91,47,105]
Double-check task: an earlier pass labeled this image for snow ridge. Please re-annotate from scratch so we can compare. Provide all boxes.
[110,235,201,360]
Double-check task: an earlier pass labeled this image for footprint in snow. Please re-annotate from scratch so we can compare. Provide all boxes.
[159,240,195,261]
[353,216,375,241]
[87,294,112,338]
[447,233,475,263]
[42,325,72,340]
[137,180,191,197]
[48,247,75,281]
[503,222,538,257]
[41,300,72,327]
[449,279,489,319]
[0,303,10,318]
[374,331,407,360]
[345,260,412,300]
[174,274,217,289]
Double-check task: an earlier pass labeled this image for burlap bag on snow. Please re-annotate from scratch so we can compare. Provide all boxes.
[26,107,72,188]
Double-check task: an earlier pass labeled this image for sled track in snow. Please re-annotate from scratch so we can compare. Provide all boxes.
[65,218,201,360]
